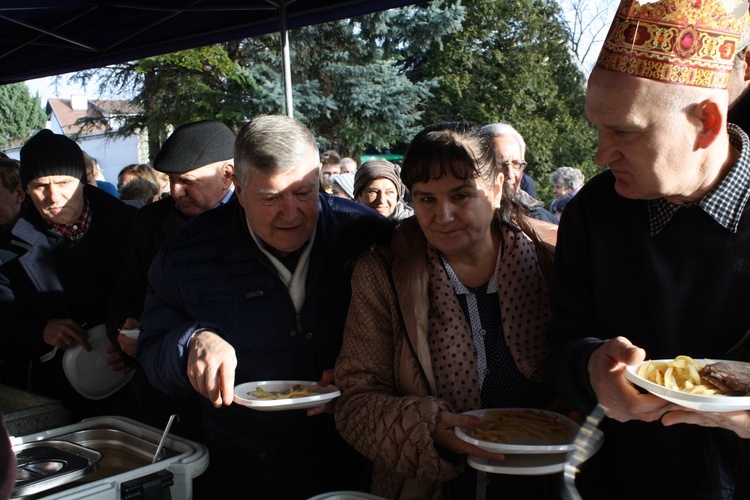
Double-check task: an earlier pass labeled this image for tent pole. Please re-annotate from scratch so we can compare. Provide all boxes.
[279,1,294,118]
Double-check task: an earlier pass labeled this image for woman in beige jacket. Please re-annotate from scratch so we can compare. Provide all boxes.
[334,122,559,499]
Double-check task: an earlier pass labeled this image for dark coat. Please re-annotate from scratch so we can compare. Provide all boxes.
[105,194,231,437]
[106,195,191,334]
[547,170,750,499]
[0,185,135,416]
[138,194,391,497]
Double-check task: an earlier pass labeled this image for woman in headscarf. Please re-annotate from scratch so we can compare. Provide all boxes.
[334,122,559,499]
[353,159,414,220]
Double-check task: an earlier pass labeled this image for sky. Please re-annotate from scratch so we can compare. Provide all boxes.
[26,72,92,107]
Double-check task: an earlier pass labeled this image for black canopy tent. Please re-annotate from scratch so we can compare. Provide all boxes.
[0,0,423,114]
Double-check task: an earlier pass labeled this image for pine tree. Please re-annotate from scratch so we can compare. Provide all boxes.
[0,83,47,147]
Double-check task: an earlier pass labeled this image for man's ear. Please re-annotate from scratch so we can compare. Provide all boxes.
[223,161,235,177]
[222,162,235,187]
[493,172,505,206]
[743,48,750,82]
[695,99,724,149]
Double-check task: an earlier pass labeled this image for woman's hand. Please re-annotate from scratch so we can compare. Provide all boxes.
[307,369,335,416]
[432,411,506,460]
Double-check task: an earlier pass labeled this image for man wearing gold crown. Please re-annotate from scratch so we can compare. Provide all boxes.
[546,0,750,497]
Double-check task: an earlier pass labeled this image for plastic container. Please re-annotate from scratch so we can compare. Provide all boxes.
[11,416,208,499]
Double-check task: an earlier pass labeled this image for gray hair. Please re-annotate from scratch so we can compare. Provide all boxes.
[550,167,585,191]
[340,157,357,169]
[234,115,319,186]
[481,123,526,158]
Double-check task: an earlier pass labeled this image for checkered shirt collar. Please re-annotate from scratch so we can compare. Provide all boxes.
[647,124,750,236]
[45,197,91,241]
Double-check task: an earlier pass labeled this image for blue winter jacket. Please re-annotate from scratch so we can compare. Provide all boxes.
[137,194,388,465]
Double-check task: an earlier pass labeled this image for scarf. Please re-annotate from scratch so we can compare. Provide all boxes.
[247,222,316,314]
[427,223,551,413]
[46,197,91,241]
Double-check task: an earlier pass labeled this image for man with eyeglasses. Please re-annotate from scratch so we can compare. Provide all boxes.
[482,123,557,224]
[319,150,341,194]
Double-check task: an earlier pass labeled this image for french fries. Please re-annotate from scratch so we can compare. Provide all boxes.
[469,409,572,444]
[247,384,319,400]
[636,355,726,396]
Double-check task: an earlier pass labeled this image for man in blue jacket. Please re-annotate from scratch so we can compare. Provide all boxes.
[138,115,390,498]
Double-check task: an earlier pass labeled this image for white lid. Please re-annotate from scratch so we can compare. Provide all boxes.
[62,324,134,400]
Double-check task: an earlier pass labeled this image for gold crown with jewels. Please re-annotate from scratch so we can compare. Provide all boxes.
[596,0,750,89]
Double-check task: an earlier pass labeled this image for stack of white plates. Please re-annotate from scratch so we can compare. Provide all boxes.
[455,408,603,475]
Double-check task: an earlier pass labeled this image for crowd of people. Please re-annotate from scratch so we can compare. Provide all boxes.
[2,0,750,498]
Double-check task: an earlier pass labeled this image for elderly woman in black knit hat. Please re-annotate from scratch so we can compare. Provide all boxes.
[353,159,414,220]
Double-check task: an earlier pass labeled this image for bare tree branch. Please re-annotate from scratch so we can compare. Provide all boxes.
[556,0,616,78]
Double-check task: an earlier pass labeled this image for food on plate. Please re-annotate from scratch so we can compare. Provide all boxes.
[247,384,320,400]
[636,356,726,396]
[469,410,573,444]
[700,361,750,396]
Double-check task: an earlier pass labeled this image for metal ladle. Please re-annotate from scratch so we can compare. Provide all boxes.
[152,414,178,464]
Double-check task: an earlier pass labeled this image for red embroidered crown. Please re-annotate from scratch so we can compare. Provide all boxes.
[597,0,750,89]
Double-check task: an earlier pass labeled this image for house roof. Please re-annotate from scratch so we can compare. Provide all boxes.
[47,97,139,137]
[0,0,422,85]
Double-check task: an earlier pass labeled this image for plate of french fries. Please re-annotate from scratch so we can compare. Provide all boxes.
[233,380,341,411]
[624,356,750,412]
[454,408,580,454]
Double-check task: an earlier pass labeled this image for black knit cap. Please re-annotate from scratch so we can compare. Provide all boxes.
[20,129,85,189]
[154,120,235,174]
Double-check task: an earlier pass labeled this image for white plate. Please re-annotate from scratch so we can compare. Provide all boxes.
[62,324,135,400]
[454,408,579,454]
[467,429,604,476]
[307,492,387,500]
[624,359,750,412]
[233,380,341,412]
[468,453,566,476]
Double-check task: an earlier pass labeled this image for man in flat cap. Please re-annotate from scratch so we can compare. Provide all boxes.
[107,120,235,352]
[137,115,390,497]
[0,129,136,420]
[106,120,235,433]
[546,0,750,497]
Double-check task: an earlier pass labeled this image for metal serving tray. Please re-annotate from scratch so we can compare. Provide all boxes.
[13,440,102,497]
[54,428,172,481]
[12,416,208,499]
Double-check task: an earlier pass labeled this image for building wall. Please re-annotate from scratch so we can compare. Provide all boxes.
[5,113,143,188]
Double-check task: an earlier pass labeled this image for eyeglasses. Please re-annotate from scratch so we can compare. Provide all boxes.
[500,160,527,171]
